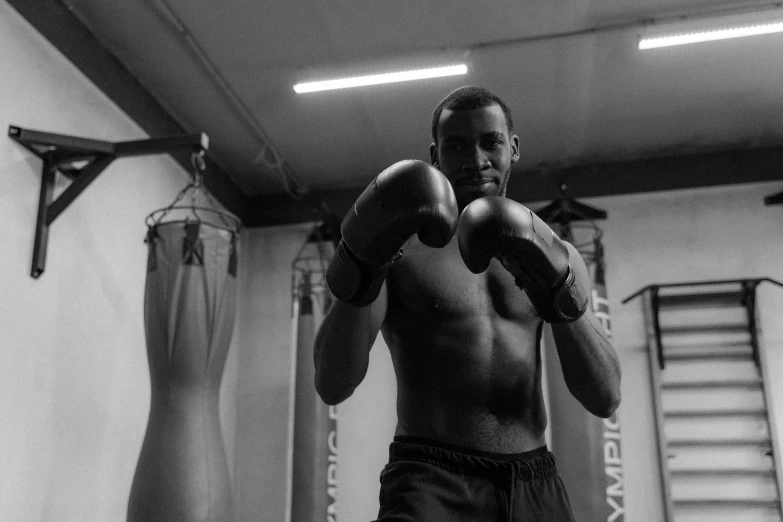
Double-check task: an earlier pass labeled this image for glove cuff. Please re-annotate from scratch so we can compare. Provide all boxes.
[327,240,400,307]
[516,265,589,323]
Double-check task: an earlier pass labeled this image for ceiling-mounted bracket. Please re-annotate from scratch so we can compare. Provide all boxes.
[9,125,209,278]
[533,182,607,241]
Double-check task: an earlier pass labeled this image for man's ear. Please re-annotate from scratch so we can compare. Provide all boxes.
[510,135,520,163]
[429,143,439,167]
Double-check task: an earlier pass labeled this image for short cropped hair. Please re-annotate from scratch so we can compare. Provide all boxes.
[431,86,514,143]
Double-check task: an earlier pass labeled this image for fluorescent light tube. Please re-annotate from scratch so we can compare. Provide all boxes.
[294,64,468,93]
[640,20,783,49]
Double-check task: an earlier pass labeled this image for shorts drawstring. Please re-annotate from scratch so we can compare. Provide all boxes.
[503,459,534,522]
[507,465,516,522]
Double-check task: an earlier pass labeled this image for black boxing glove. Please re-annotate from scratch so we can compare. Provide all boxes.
[327,160,458,306]
[458,196,588,323]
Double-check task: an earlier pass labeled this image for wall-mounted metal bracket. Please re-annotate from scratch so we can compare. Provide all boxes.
[765,190,783,206]
[8,125,209,278]
[622,278,783,369]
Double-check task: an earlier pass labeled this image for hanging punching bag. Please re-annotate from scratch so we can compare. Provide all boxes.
[291,272,338,522]
[127,221,238,521]
[546,237,625,522]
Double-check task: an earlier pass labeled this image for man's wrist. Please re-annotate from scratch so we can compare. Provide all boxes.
[327,241,400,306]
[517,265,588,323]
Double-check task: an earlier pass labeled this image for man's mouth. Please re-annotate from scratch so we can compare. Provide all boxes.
[461,177,495,189]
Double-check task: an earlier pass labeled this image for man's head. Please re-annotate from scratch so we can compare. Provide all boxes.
[429,86,519,212]
[431,86,515,143]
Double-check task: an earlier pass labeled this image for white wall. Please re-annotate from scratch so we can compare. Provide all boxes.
[0,4,237,520]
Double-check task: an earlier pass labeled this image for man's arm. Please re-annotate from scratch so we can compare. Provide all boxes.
[457,197,621,418]
[314,283,387,405]
[550,242,621,418]
[313,160,457,405]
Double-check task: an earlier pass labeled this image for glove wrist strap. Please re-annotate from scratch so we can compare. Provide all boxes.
[516,265,589,323]
[327,240,401,307]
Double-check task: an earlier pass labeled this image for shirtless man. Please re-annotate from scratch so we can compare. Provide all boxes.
[314,86,621,521]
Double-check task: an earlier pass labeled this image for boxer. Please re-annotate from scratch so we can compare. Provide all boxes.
[315,86,621,521]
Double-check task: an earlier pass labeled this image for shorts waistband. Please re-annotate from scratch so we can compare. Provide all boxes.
[389,436,558,481]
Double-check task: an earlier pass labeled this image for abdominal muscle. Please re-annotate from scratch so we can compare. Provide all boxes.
[381,239,549,454]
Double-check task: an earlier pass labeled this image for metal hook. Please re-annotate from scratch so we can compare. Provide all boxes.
[191,148,206,171]
[184,150,206,222]
[144,146,242,232]
[190,149,206,191]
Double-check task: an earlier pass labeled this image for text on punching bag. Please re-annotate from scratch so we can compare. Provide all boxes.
[604,415,624,522]
[327,405,338,522]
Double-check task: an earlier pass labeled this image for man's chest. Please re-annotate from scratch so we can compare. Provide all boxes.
[387,238,537,321]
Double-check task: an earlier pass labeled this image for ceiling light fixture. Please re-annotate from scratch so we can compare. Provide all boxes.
[639,8,783,49]
[640,21,783,49]
[293,64,468,93]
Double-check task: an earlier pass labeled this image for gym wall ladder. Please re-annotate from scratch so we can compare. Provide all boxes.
[624,278,783,522]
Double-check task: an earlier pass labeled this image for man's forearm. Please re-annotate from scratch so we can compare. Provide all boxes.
[550,315,621,418]
[313,300,378,405]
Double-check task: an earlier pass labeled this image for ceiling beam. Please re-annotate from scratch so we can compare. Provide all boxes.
[7,0,247,221]
[246,145,783,227]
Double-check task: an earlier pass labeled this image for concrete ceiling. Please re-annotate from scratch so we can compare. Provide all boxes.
[10,0,783,225]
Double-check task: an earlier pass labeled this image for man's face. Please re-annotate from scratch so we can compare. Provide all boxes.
[430,104,519,212]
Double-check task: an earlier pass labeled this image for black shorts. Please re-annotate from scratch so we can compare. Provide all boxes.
[375,436,576,522]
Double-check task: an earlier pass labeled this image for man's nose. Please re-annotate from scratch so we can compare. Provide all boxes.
[462,146,490,171]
